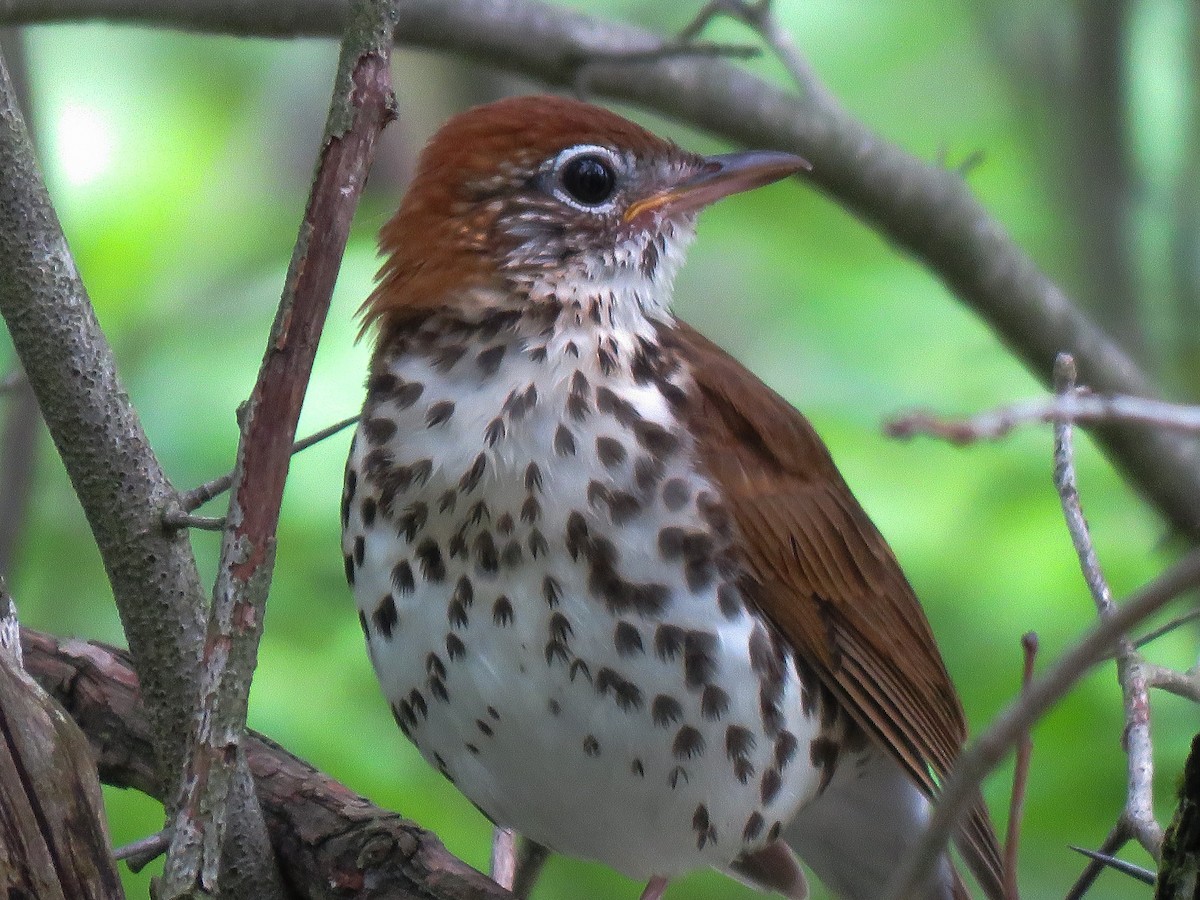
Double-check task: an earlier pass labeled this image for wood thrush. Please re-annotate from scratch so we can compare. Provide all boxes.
[342,95,1006,899]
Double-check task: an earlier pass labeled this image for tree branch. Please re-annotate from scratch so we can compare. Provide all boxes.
[20,627,514,900]
[883,545,1200,899]
[158,2,397,896]
[3,0,1199,538]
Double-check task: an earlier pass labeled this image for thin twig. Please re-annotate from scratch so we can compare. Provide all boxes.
[1003,632,1038,899]
[886,391,1200,444]
[1065,824,1130,900]
[1054,354,1164,860]
[882,545,1200,900]
[157,3,397,896]
[113,829,170,871]
[1069,845,1156,886]
[1134,608,1200,649]
[174,414,359,514]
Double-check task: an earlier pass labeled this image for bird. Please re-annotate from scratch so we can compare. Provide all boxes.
[341,94,1007,900]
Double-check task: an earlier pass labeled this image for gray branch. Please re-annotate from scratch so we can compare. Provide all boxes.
[0,40,281,900]
[2,0,1198,540]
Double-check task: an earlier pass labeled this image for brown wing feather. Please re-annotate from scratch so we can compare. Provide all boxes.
[666,321,1006,898]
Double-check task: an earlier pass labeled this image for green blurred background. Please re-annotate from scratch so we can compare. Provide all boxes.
[1,1,1197,897]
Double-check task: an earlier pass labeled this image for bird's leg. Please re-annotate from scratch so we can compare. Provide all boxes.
[490,826,517,890]
[639,876,670,900]
[511,838,551,900]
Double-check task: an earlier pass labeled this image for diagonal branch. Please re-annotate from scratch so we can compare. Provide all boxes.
[883,546,1200,899]
[157,2,398,896]
[1,0,1197,541]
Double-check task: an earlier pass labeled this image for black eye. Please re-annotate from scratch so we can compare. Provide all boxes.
[560,155,616,206]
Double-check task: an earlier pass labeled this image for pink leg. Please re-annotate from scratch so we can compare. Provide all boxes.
[491,826,516,890]
[639,876,670,900]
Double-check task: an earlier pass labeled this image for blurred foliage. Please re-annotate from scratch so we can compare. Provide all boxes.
[1,1,1198,898]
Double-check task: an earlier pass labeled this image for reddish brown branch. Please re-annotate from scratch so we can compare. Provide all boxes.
[159,3,399,895]
[20,628,512,900]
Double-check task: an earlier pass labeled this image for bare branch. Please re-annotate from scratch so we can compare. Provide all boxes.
[2,0,1199,538]
[1069,845,1156,886]
[174,414,359,514]
[112,829,169,872]
[1002,632,1038,899]
[886,392,1200,444]
[158,2,397,896]
[21,627,515,900]
[1136,609,1200,649]
[883,545,1200,899]
[1054,354,1163,860]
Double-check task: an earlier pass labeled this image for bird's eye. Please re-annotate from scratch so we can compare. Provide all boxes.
[560,155,616,206]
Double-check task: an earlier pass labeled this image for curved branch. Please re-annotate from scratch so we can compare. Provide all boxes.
[20,628,513,900]
[2,0,1199,537]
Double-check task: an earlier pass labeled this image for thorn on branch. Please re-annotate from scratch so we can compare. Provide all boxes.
[1068,844,1156,886]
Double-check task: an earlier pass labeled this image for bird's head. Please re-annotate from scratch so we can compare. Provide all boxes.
[361,95,806,336]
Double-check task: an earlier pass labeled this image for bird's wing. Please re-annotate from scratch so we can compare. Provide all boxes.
[667,321,1006,898]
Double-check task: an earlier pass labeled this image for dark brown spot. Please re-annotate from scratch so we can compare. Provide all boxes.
[446,632,465,660]
[545,639,570,666]
[421,662,446,694]
[567,392,590,422]
[564,340,580,358]
[631,758,645,777]
[476,719,494,737]
[760,683,785,737]
[525,462,543,492]
[554,424,577,457]
[364,417,397,444]
[432,344,465,372]
[568,659,591,683]
[409,689,428,720]
[701,685,731,721]
[520,496,541,523]
[477,344,505,376]
[549,612,573,644]
[372,595,398,639]
[460,453,487,493]
[583,734,600,757]
[596,436,627,469]
[742,812,765,843]
[633,420,678,455]
[465,742,480,755]
[668,766,688,789]
[775,731,800,770]
[467,500,491,525]
[398,501,428,541]
[360,496,378,528]
[565,511,589,560]
[487,706,500,720]
[767,822,782,842]
[717,583,742,620]
[528,529,548,558]
[448,598,469,629]
[692,803,716,850]
[673,726,706,760]
[760,767,782,804]
[452,576,474,608]
[393,379,424,408]
[484,417,506,446]
[345,554,356,586]
[652,694,683,728]
[727,725,756,784]
[596,386,639,425]
[474,532,499,575]
[543,575,562,607]
[493,595,514,626]
[357,608,367,635]
[597,345,616,375]
[655,624,685,661]
[614,621,644,657]
[425,400,455,427]
[365,371,397,398]
[429,676,449,702]
[810,736,840,792]
[662,478,690,511]
[501,539,523,568]
[391,701,412,736]
[684,630,719,688]
[353,535,365,567]
[496,512,514,535]
[595,667,644,712]
[437,490,457,514]
[415,538,445,582]
[634,456,665,492]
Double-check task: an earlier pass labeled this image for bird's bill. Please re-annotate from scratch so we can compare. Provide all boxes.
[624,150,810,223]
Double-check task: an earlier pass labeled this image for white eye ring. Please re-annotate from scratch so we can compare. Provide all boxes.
[550,144,622,213]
